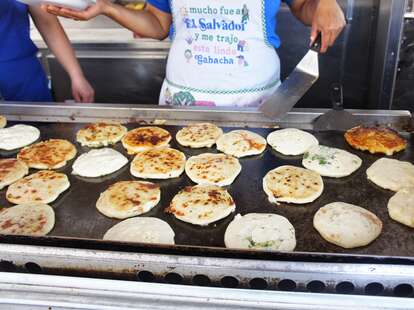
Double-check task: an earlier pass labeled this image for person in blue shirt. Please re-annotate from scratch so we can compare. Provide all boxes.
[44,0,344,107]
[0,0,94,102]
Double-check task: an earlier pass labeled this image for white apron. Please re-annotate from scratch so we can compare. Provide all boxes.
[159,0,281,107]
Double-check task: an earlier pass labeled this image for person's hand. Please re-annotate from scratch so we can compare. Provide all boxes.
[41,0,111,21]
[310,0,346,53]
[71,75,95,103]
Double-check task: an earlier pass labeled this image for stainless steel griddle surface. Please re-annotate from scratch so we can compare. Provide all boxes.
[0,121,413,257]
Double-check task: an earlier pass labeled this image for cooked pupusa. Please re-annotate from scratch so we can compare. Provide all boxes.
[6,170,70,204]
[0,159,29,190]
[76,122,127,148]
[176,123,223,148]
[122,126,171,154]
[216,130,267,158]
[96,181,161,219]
[130,147,185,179]
[167,185,236,226]
[263,165,323,204]
[185,153,241,186]
[0,203,55,236]
[17,139,77,169]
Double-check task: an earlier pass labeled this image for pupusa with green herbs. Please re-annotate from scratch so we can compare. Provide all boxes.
[302,145,362,178]
[225,213,296,252]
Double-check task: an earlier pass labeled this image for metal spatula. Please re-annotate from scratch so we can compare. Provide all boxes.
[258,33,322,119]
[313,83,359,131]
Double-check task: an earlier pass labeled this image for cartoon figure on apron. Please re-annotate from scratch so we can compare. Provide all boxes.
[242,5,249,24]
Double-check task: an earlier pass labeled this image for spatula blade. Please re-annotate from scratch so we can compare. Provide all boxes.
[313,110,360,132]
[259,50,319,120]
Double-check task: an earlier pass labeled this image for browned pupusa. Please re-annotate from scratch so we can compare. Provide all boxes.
[176,123,223,148]
[96,181,161,219]
[345,126,407,155]
[6,170,70,204]
[0,115,6,128]
[17,139,77,169]
[76,122,127,147]
[0,158,29,190]
[122,127,171,154]
[185,153,241,186]
[0,203,55,236]
[130,147,185,179]
[263,165,323,204]
[167,185,235,226]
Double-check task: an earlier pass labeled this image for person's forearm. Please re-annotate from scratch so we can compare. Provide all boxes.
[290,0,320,26]
[103,3,170,39]
[30,7,83,80]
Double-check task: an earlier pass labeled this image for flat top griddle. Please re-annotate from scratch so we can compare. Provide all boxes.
[0,121,413,258]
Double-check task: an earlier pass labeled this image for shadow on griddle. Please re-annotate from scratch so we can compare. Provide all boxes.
[268,148,304,161]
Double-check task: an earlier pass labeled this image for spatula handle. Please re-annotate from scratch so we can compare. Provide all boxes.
[310,32,322,53]
[331,83,343,110]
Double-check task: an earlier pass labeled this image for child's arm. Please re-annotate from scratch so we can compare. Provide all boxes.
[43,0,172,40]
[29,6,95,103]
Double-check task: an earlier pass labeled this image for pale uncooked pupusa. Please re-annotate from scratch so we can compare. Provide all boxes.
[367,158,414,191]
[103,217,175,245]
[0,124,40,150]
[313,202,382,249]
[72,148,128,178]
[267,128,318,156]
[302,145,362,178]
[388,187,414,228]
[225,213,296,251]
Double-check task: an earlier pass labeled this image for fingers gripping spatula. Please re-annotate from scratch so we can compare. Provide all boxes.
[313,83,359,131]
[258,34,322,119]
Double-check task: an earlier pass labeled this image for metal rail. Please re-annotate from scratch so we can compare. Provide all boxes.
[0,102,412,130]
[1,244,414,297]
[0,272,413,310]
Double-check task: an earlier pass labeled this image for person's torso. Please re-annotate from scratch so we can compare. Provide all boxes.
[0,0,38,62]
[162,0,282,107]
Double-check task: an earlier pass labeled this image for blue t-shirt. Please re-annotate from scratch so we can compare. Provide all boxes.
[147,0,292,48]
[0,0,38,62]
[0,0,51,101]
